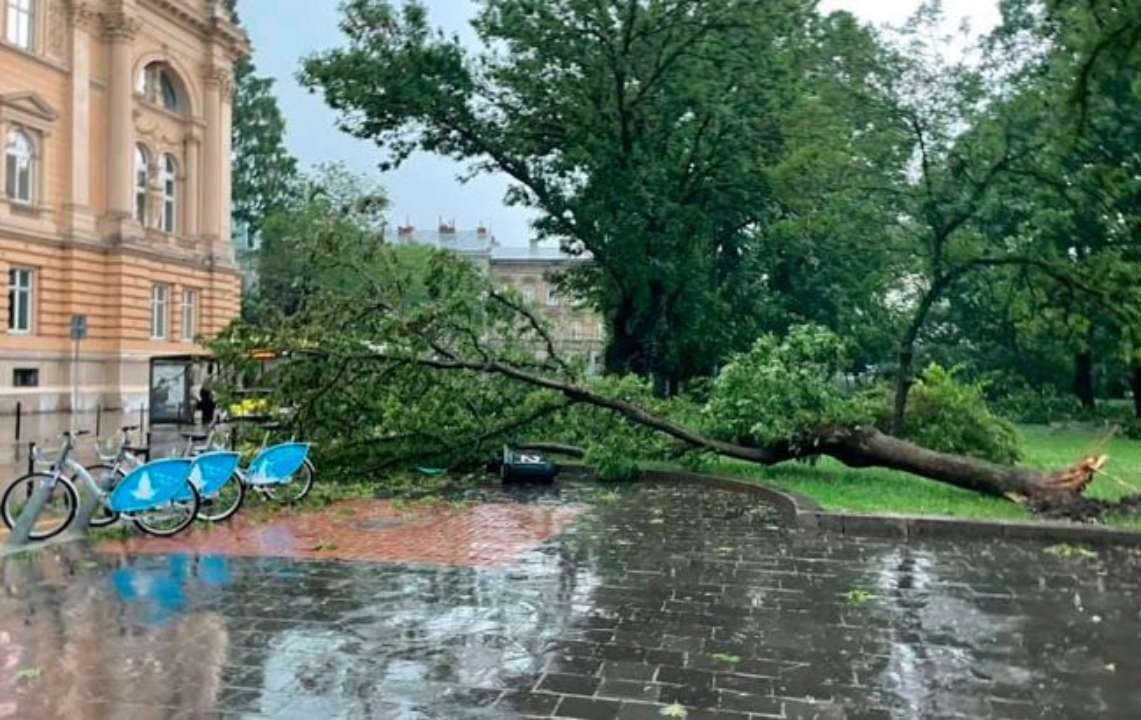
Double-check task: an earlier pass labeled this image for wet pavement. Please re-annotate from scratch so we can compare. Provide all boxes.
[1,480,1140,719]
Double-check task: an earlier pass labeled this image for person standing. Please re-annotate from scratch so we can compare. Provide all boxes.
[199,370,217,426]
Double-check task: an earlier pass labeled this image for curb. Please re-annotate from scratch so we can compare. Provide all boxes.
[641,469,1141,547]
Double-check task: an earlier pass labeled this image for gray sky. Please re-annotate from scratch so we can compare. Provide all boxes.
[240,0,1000,246]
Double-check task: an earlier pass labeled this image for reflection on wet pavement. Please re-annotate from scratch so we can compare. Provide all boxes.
[1,480,1139,719]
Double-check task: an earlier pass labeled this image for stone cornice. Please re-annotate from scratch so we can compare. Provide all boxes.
[139,0,251,61]
[0,223,241,277]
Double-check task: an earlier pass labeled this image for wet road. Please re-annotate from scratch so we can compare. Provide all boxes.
[0,481,1138,719]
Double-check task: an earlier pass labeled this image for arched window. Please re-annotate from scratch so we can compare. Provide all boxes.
[161,154,177,233]
[138,62,184,113]
[134,145,149,224]
[4,127,33,204]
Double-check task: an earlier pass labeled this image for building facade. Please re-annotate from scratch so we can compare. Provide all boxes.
[1,0,245,415]
[390,224,606,369]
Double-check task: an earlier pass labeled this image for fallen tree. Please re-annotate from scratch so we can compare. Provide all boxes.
[214,245,1108,506]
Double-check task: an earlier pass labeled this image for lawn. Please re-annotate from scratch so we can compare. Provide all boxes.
[687,424,1141,527]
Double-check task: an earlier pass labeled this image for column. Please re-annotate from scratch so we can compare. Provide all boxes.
[200,69,224,242]
[183,129,200,237]
[66,1,96,237]
[218,80,234,257]
[103,11,140,222]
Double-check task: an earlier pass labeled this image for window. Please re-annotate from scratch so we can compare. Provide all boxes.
[134,145,149,224]
[181,288,198,341]
[13,368,38,387]
[546,287,560,306]
[521,285,536,304]
[161,154,177,233]
[7,267,32,334]
[4,127,33,204]
[570,321,584,340]
[138,63,182,113]
[150,284,169,339]
[5,0,34,51]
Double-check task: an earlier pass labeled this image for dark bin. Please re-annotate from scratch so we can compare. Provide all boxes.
[500,447,558,484]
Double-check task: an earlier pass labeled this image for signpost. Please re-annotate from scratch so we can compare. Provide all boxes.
[9,316,88,547]
[70,315,87,433]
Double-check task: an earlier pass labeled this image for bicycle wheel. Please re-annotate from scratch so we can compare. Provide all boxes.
[197,471,245,522]
[1,474,79,541]
[83,463,123,528]
[133,482,201,537]
[265,459,315,505]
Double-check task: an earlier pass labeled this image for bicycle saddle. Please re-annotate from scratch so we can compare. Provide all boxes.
[181,432,209,442]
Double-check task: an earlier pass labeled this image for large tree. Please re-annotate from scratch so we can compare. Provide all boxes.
[227,0,300,249]
[300,0,895,392]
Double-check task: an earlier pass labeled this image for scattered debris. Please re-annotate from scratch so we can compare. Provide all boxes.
[14,668,41,684]
[1045,543,1098,560]
[845,589,876,605]
[711,653,741,665]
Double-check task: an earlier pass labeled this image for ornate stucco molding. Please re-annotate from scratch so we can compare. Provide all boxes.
[66,0,98,31]
[101,11,143,40]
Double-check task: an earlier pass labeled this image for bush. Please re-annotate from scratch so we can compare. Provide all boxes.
[1124,418,1141,441]
[869,365,1022,464]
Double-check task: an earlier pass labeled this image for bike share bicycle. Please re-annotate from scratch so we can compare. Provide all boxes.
[90,413,315,523]
[1,430,203,540]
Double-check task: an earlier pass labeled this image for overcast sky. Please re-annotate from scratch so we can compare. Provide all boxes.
[239,0,1001,246]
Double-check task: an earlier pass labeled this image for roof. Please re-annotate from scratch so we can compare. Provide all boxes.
[386,227,589,265]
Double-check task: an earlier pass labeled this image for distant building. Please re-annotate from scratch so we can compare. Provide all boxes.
[1,0,247,413]
[388,223,605,370]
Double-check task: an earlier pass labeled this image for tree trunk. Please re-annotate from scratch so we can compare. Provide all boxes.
[892,347,914,437]
[1074,350,1096,411]
[820,428,1100,501]
[604,301,643,376]
[1131,364,1141,418]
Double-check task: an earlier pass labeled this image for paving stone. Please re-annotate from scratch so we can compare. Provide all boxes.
[539,672,604,695]
[555,695,622,719]
[0,480,1137,719]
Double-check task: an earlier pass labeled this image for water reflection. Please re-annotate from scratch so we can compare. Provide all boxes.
[0,546,231,719]
[0,493,597,719]
[0,482,1136,719]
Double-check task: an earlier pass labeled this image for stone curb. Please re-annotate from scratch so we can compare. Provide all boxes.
[641,469,1141,547]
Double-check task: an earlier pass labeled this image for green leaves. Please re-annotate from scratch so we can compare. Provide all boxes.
[704,325,867,448]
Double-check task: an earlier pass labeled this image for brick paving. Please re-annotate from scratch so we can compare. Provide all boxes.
[0,480,1139,719]
[98,498,584,566]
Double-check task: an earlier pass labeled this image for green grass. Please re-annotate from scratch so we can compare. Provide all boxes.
[671,425,1141,526]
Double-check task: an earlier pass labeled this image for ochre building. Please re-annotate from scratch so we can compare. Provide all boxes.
[1,0,245,414]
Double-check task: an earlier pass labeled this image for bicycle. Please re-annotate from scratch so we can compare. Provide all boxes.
[186,413,317,506]
[88,423,248,524]
[84,424,151,528]
[2,430,202,540]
